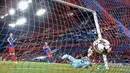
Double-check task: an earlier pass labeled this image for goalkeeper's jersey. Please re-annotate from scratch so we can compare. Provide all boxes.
[67,55,91,68]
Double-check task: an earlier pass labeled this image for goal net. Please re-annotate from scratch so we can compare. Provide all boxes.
[0,0,130,73]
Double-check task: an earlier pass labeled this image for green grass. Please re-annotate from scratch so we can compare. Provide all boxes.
[0,61,129,73]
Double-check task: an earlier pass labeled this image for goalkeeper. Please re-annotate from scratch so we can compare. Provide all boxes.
[61,54,93,68]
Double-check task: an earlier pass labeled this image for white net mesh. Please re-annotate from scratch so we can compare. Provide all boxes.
[0,0,130,73]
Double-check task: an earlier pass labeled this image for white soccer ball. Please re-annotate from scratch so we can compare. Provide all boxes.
[93,38,111,54]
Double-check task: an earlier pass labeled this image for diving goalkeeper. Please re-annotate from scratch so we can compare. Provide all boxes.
[61,54,93,68]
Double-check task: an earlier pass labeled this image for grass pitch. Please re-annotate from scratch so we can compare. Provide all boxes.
[0,61,129,73]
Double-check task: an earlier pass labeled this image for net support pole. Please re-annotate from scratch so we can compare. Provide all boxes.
[103,54,109,69]
[93,12,109,70]
[53,0,109,69]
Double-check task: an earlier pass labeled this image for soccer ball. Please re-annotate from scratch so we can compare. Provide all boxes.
[93,38,111,54]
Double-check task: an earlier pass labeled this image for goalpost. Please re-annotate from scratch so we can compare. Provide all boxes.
[53,0,109,69]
